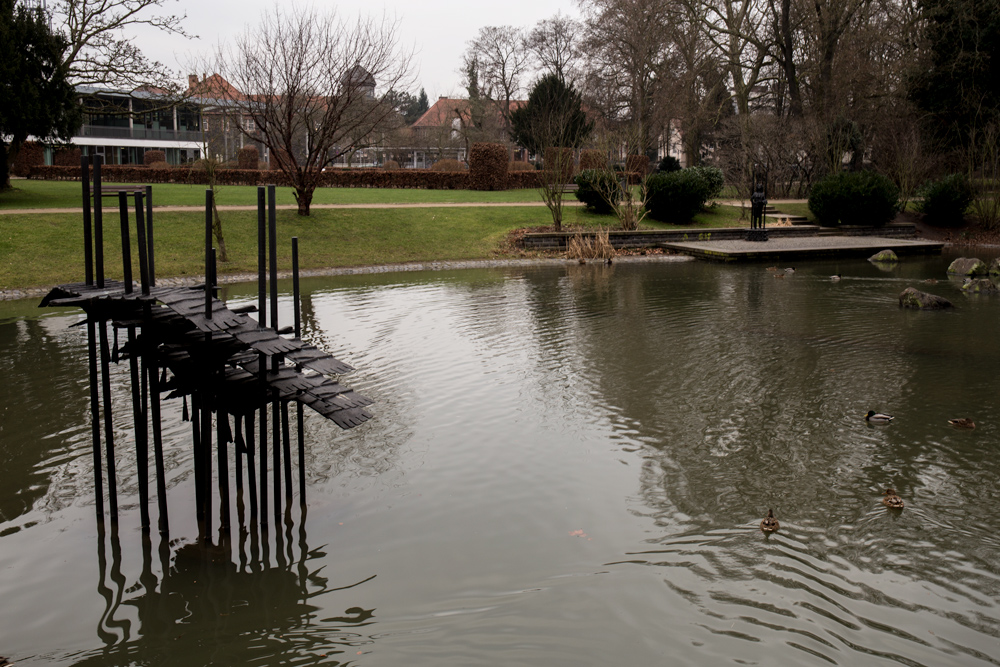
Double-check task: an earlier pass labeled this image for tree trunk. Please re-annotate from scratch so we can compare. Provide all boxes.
[294,187,313,216]
[0,136,25,190]
[777,0,804,117]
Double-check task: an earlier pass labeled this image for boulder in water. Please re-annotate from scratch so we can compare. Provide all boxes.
[947,257,987,276]
[899,287,954,309]
[961,278,999,294]
[869,249,898,263]
[989,257,1000,277]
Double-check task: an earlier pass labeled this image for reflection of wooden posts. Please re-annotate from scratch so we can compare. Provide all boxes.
[99,320,118,524]
[293,237,306,506]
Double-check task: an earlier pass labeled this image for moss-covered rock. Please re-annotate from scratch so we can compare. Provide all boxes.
[947,257,987,276]
[869,249,899,262]
[989,258,1000,277]
[960,278,999,294]
[899,287,954,309]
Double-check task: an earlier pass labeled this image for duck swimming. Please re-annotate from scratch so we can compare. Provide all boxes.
[948,418,975,429]
[831,274,842,281]
[865,411,894,423]
[882,488,904,509]
[760,509,779,533]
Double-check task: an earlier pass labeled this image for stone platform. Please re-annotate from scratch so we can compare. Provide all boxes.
[663,235,944,262]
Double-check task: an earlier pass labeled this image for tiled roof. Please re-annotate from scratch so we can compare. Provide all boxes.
[411,97,526,129]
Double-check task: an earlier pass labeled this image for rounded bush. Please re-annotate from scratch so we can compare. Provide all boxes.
[574,169,620,214]
[143,150,166,166]
[430,159,467,172]
[808,171,900,227]
[508,160,536,172]
[237,145,259,170]
[658,155,681,173]
[644,169,713,223]
[918,173,974,227]
[688,165,724,200]
[148,161,170,169]
[382,159,401,170]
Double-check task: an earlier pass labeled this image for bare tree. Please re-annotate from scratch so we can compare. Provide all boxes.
[578,0,678,158]
[528,13,582,84]
[463,26,531,134]
[215,6,413,215]
[51,0,190,89]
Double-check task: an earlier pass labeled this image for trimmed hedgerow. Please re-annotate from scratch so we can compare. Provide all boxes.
[11,141,44,176]
[430,159,467,172]
[808,170,900,227]
[143,150,166,166]
[469,142,509,190]
[508,160,535,172]
[574,169,620,214]
[579,149,606,171]
[644,169,713,223]
[917,173,974,227]
[237,146,259,170]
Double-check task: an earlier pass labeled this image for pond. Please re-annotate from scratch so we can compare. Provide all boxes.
[1,252,999,666]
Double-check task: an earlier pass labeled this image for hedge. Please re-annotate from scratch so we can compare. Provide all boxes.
[626,154,650,175]
[237,146,259,170]
[808,170,900,227]
[27,165,480,189]
[579,149,605,171]
[143,150,166,166]
[544,147,576,182]
[469,142,509,190]
[11,141,44,177]
[645,169,714,223]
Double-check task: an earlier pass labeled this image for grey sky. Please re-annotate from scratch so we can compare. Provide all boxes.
[137,0,583,99]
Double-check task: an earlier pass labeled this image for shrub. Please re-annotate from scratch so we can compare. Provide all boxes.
[237,146,259,170]
[11,141,44,176]
[918,173,974,227]
[382,159,400,170]
[430,158,467,172]
[143,150,166,166]
[626,154,650,176]
[469,142,509,190]
[808,170,900,227]
[658,155,682,172]
[579,149,605,171]
[53,147,83,167]
[688,165,724,200]
[645,169,713,223]
[508,160,535,171]
[574,169,621,214]
[148,161,170,169]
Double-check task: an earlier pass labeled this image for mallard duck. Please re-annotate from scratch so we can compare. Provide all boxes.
[831,274,842,281]
[948,418,975,429]
[773,273,785,279]
[882,488,904,509]
[784,267,796,273]
[760,509,779,533]
[865,410,894,423]
[766,266,780,272]
[923,278,938,284]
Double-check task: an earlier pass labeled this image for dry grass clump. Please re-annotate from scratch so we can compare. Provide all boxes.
[567,228,615,260]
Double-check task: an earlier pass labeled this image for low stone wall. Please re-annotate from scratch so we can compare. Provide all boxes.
[522,226,822,250]
[522,223,917,250]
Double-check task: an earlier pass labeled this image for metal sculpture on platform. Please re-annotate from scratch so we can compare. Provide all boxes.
[747,182,768,242]
[41,155,373,546]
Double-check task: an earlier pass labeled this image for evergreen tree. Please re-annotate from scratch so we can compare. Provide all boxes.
[509,74,592,156]
[0,0,80,189]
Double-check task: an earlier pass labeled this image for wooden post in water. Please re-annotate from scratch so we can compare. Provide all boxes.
[118,192,132,295]
[93,156,104,288]
[148,343,169,536]
[81,156,94,286]
[134,193,150,296]
[192,394,204,526]
[98,320,118,523]
[128,325,150,531]
[267,185,282,522]
[145,185,155,287]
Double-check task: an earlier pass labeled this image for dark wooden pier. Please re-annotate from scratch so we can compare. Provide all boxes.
[41,155,373,543]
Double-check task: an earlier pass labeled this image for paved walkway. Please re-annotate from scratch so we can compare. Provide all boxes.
[665,235,943,262]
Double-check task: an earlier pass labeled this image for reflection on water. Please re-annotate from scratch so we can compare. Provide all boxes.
[2,252,1000,666]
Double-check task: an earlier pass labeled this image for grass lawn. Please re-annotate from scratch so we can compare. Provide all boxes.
[0,179,548,209]
[0,196,748,290]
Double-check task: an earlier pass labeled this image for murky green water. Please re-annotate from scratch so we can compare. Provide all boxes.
[2,252,999,666]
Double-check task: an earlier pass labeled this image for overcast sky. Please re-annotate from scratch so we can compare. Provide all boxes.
[137,0,583,99]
